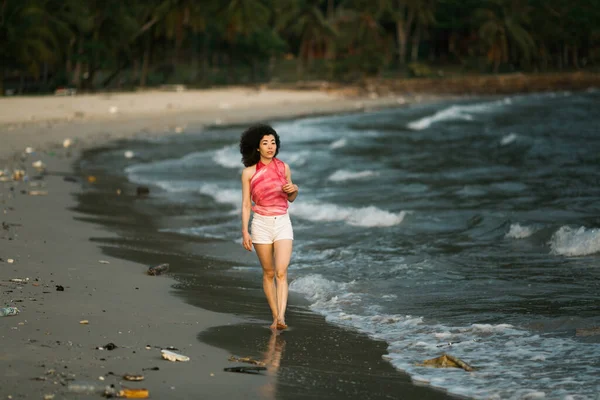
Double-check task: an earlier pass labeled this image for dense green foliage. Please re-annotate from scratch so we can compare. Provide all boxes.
[1,0,599,94]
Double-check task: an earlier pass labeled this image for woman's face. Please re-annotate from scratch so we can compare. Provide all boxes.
[257,134,277,160]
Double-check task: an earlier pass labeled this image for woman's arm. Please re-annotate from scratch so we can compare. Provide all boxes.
[241,168,253,251]
[282,163,298,203]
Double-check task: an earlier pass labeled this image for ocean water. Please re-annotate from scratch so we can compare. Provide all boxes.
[83,89,600,399]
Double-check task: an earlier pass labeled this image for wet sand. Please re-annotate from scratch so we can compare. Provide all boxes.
[0,88,457,399]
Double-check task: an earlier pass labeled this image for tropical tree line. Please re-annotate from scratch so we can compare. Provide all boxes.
[1,0,599,95]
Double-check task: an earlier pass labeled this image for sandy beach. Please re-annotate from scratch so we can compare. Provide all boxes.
[0,87,461,399]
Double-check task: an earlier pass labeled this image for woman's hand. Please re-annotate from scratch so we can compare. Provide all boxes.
[282,183,298,194]
[242,231,253,251]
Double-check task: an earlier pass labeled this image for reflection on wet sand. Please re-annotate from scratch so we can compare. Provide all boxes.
[259,331,286,399]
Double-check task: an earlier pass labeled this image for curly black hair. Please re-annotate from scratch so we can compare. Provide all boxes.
[239,124,280,167]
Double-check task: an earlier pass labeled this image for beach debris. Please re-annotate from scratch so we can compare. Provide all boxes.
[111,388,150,399]
[63,138,73,148]
[54,87,76,96]
[0,307,20,317]
[123,373,145,381]
[7,259,15,264]
[174,126,184,133]
[32,160,46,172]
[161,349,190,362]
[109,106,119,114]
[74,111,85,118]
[136,186,150,197]
[67,382,105,395]
[417,353,474,371]
[576,327,600,337]
[96,342,117,351]
[25,147,35,154]
[43,394,55,400]
[12,169,25,181]
[63,176,78,183]
[147,263,169,276]
[223,366,266,374]
[228,356,266,366]
[80,320,89,325]
[99,260,110,264]
[141,367,159,371]
[87,176,97,183]
[55,285,64,291]
[28,190,48,196]
[9,277,27,282]
[124,150,134,159]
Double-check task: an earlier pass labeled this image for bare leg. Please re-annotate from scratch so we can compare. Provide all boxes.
[274,239,293,328]
[255,244,278,329]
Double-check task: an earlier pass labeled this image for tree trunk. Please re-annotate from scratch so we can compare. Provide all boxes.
[18,71,24,94]
[572,45,579,69]
[563,44,569,68]
[202,33,210,84]
[190,32,200,82]
[411,23,421,62]
[140,32,151,87]
[395,1,414,68]
[396,22,408,67]
[72,36,84,88]
[0,65,4,96]
[268,55,276,81]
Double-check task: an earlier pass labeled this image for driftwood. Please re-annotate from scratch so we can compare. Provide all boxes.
[417,353,474,372]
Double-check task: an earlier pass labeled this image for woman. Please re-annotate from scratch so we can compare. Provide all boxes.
[240,124,299,330]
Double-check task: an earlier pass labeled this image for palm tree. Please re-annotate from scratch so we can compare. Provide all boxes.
[410,0,436,62]
[285,0,337,75]
[0,0,61,95]
[475,0,536,73]
[336,0,391,76]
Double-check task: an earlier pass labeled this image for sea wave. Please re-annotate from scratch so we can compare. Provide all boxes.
[290,275,594,400]
[407,98,512,130]
[500,133,518,146]
[328,169,378,182]
[291,202,406,227]
[549,226,600,256]
[505,223,536,239]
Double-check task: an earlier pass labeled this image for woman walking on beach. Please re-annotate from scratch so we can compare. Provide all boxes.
[240,124,299,330]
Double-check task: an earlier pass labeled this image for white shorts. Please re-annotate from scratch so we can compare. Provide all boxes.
[251,213,294,244]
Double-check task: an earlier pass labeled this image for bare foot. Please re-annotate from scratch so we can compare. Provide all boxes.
[270,320,278,330]
[276,320,288,330]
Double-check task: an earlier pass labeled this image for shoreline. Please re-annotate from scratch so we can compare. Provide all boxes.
[2,83,595,398]
[0,88,459,399]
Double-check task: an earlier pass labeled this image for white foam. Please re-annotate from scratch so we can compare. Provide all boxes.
[328,169,378,182]
[506,223,535,239]
[407,98,512,130]
[290,269,599,399]
[213,145,241,169]
[330,138,347,149]
[549,226,600,256]
[500,133,518,146]
[290,202,406,227]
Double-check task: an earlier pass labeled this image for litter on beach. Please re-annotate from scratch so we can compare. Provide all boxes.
[223,366,266,374]
[161,349,190,362]
[417,353,474,371]
[147,263,169,276]
[228,355,266,366]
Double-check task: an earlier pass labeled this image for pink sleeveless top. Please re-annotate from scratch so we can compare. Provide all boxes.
[250,158,289,216]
